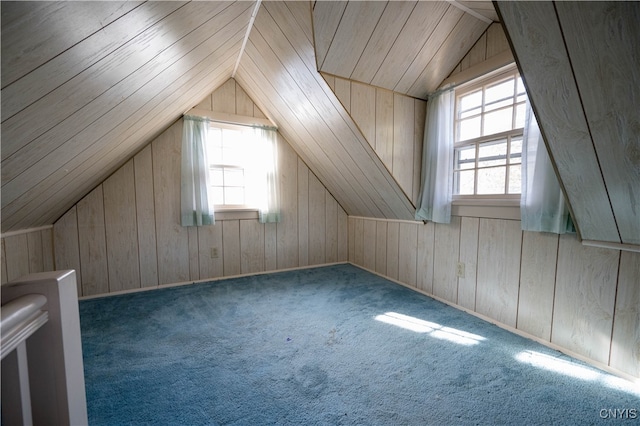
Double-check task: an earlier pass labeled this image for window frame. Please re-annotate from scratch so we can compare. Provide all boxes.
[452,65,526,205]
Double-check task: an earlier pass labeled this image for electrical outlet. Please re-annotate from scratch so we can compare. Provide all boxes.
[210,247,219,259]
[456,262,465,278]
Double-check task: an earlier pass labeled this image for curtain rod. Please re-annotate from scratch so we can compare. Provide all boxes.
[184,108,277,131]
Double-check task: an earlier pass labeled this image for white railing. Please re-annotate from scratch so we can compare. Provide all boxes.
[1,270,88,426]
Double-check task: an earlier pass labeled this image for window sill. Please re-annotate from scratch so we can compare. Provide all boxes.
[451,198,520,220]
[213,208,259,221]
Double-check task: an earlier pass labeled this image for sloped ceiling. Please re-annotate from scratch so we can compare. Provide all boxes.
[496,1,640,245]
[313,1,492,98]
[5,0,490,233]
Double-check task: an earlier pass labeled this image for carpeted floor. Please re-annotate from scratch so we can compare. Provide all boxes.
[80,264,639,425]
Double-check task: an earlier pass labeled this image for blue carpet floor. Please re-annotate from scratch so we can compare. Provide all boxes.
[80,264,639,425]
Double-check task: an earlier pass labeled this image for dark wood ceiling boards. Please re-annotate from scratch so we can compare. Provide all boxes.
[1,1,253,232]
[312,0,492,99]
[496,1,640,245]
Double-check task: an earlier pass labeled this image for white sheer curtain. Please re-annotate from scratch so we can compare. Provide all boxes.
[521,103,572,233]
[415,87,455,223]
[246,127,280,223]
[181,116,214,226]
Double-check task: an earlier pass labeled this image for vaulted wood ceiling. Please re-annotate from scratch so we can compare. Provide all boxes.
[2,1,638,247]
[313,1,492,98]
[496,1,640,245]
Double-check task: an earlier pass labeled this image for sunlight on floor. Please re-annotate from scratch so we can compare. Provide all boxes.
[374,312,486,346]
[515,350,640,396]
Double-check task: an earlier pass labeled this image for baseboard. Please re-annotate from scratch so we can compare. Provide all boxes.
[348,262,640,386]
[78,261,350,301]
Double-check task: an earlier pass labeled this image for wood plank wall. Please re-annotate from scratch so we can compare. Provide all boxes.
[348,216,640,381]
[1,79,348,296]
[322,75,426,204]
[447,22,512,78]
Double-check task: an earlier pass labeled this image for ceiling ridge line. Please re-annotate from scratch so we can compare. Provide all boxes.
[445,0,492,24]
[232,0,262,78]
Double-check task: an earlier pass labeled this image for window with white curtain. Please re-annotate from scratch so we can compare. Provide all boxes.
[206,122,279,222]
[453,67,528,200]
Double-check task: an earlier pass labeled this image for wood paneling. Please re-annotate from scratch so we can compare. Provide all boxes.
[609,251,640,378]
[77,186,109,296]
[1,228,55,284]
[50,78,347,295]
[3,234,29,282]
[398,223,418,287]
[314,1,490,98]
[553,235,619,365]
[348,216,639,380]
[53,207,82,296]
[311,1,347,70]
[363,220,377,271]
[236,1,415,220]
[496,1,622,243]
[517,231,558,341]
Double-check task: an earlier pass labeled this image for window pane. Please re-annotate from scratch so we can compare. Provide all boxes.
[455,145,476,170]
[483,107,513,135]
[459,90,482,112]
[510,137,523,164]
[454,170,475,195]
[223,147,244,166]
[485,97,513,113]
[460,106,481,120]
[508,164,521,194]
[210,168,224,186]
[477,166,506,194]
[211,187,224,205]
[209,128,222,148]
[478,140,507,167]
[458,116,481,141]
[485,79,514,104]
[516,77,525,95]
[224,168,244,187]
[225,187,244,205]
[514,103,526,129]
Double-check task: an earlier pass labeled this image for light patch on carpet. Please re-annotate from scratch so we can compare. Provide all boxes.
[374,312,486,346]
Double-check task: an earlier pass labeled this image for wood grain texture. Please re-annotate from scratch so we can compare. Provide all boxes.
[308,171,327,265]
[26,226,43,274]
[496,1,620,243]
[375,89,394,170]
[41,228,55,272]
[152,121,190,284]
[337,206,348,262]
[277,134,299,269]
[353,218,365,267]
[3,234,29,282]
[432,217,461,303]
[311,1,347,69]
[552,234,619,364]
[134,145,158,288]
[385,221,400,280]
[103,160,141,291]
[555,2,640,245]
[333,77,351,116]
[188,227,199,281]
[53,207,82,296]
[223,220,241,276]
[392,94,415,198]
[265,222,277,271]
[609,251,640,377]
[350,81,376,146]
[416,222,435,295]
[325,194,338,263]
[240,220,265,274]
[363,219,377,271]
[457,217,479,311]
[375,221,388,276]
[348,216,356,263]
[297,159,310,267]
[476,219,522,327]
[198,225,223,280]
[398,222,418,287]
[76,186,109,296]
[1,239,7,284]
[517,231,559,341]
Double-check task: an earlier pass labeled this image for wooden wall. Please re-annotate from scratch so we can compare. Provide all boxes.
[1,228,55,284]
[2,79,348,296]
[447,22,512,78]
[323,75,425,204]
[348,216,640,381]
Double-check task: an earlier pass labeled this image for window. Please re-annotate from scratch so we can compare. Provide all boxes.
[453,68,527,199]
[206,122,277,213]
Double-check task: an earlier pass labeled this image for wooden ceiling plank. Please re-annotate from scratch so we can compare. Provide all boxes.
[350,1,417,84]
[283,1,313,45]
[371,1,450,91]
[1,1,233,163]
[556,2,640,245]
[260,1,414,219]
[310,0,347,70]
[458,1,498,22]
[319,1,387,77]
[2,1,184,120]
[1,12,250,231]
[245,19,387,218]
[2,2,251,200]
[407,12,489,97]
[1,1,140,87]
[496,1,620,243]
[3,41,241,232]
[393,6,464,96]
